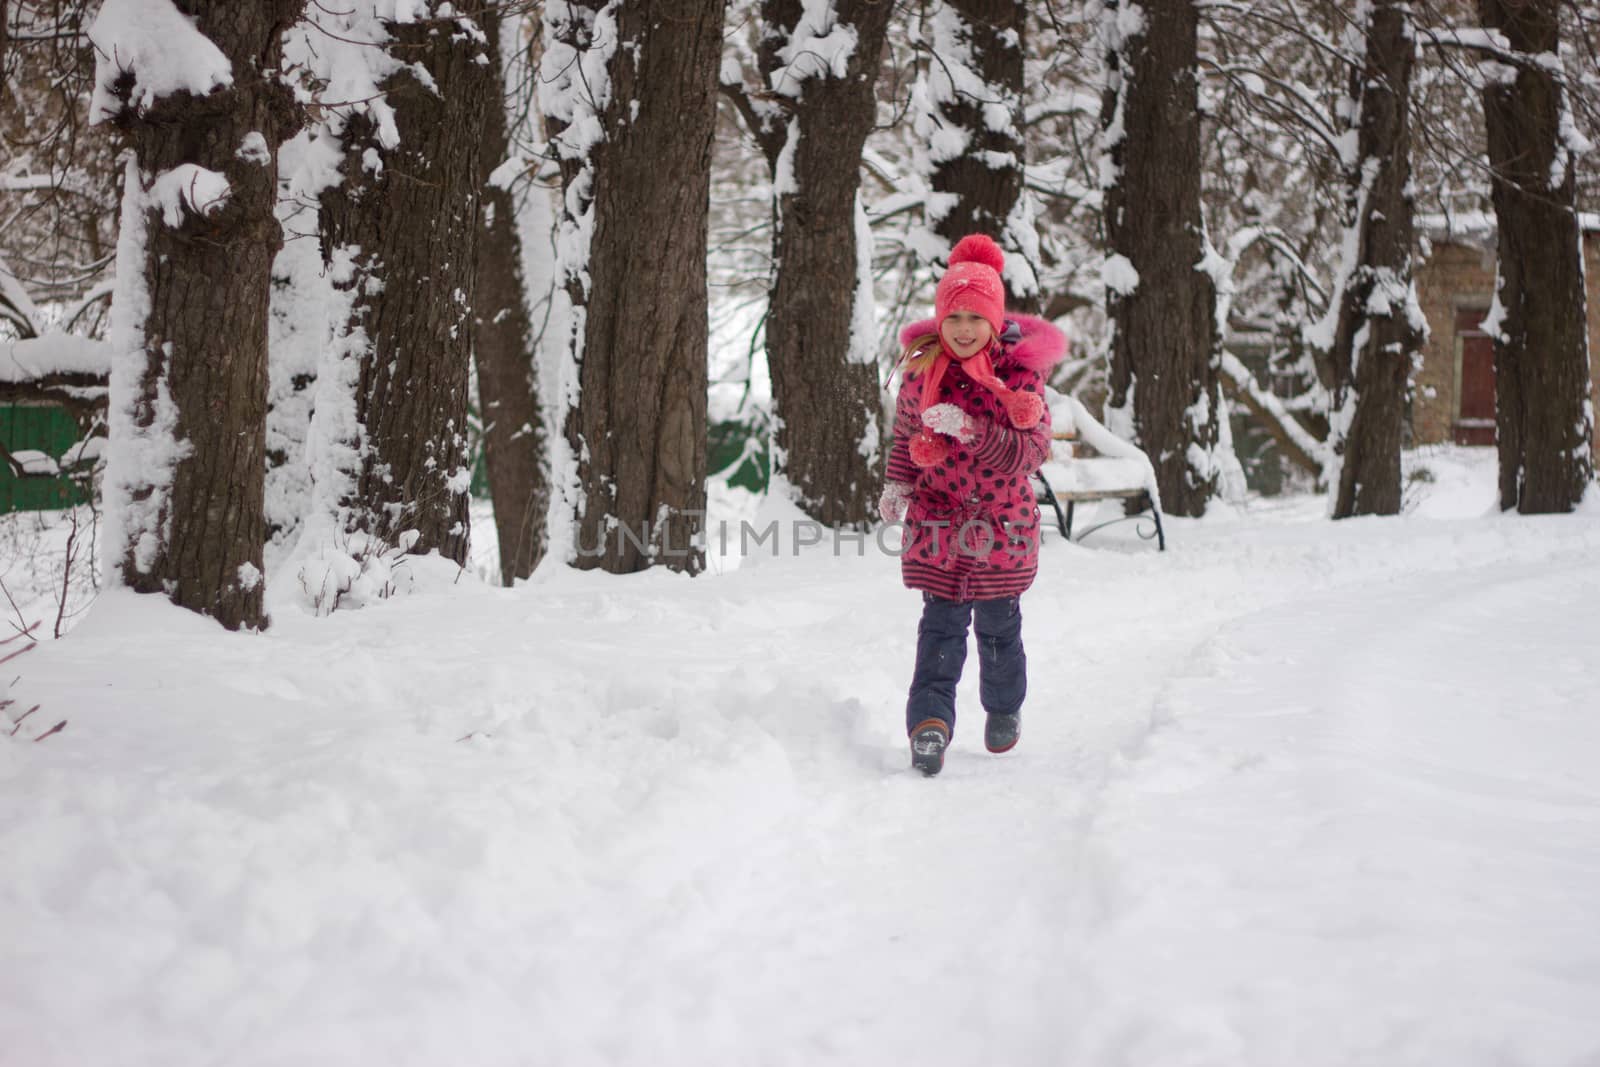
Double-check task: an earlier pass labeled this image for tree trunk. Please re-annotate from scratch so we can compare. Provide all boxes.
[1329,0,1424,519]
[923,0,1040,313]
[547,0,723,574]
[1101,0,1220,517]
[98,0,304,631]
[317,16,493,564]
[1478,0,1593,513]
[739,0,891,527]
[473,7,547,584]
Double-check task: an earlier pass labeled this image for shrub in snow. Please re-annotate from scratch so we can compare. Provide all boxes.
[295,529,418,616]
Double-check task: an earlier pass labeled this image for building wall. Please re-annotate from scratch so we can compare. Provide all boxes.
[1412,232,1600,459]
[1414,240,1494,445]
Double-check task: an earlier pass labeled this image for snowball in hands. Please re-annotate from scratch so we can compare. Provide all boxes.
[921,403,979,443]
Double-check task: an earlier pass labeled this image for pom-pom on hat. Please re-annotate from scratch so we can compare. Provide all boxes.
[934,234,1007,335]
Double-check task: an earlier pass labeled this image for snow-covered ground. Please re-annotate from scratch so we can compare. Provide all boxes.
[4,448,1600,1066]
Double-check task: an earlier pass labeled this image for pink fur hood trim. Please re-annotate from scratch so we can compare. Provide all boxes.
[898,312,1068,372]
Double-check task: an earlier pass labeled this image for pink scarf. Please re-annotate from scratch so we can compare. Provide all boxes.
[921,340,1043,428]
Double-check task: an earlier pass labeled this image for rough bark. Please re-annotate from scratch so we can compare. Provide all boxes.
[102,0,303,630]
[473,7,547,584]
[1330,0,1424,519]
[927,0,1039,313]
[554,0,724,574]
[742,0,891,528]
[1478,0,1593,513]
[1102,0,1220,518]
[318,17,493,565]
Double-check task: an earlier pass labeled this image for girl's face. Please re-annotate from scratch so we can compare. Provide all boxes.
[940,311,993,360]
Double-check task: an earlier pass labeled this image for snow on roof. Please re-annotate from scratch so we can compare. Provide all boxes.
[1418,210,1600,245]
[0,334,111,384]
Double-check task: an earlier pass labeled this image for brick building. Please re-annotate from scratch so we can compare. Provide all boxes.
[1412,214,1600,458]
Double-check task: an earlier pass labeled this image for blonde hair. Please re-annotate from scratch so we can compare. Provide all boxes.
[898,332,942,377]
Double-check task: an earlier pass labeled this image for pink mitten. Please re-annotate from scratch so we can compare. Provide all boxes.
[878,481,912,524]
[1003,390,1044,430]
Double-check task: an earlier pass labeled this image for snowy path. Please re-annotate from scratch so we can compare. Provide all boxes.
[4,501,1600,1066]
[1075,557,1600,1066]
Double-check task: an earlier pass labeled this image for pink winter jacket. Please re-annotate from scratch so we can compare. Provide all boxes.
[885,314,1068,601]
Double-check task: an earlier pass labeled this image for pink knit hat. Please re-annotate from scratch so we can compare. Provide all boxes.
[934,234,1007,335]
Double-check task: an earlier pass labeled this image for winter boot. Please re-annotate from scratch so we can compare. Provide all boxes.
[909,718,951,776]
[984,712,1020,754]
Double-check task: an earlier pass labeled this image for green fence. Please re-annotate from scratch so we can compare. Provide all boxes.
[0,404,90,513]
[708,419,769,493]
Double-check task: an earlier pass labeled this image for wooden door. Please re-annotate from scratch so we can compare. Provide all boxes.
[1454,307,1496,446]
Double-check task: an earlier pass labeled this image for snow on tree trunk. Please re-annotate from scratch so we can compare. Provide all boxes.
[91,0,304,631]
[474,7,547,585]
[1478,0,1594,514]
[543,0,724,574]
[729,0,892,528]
[313,9,493,567]
[264,185,328,556]
[909,0,1041,311]
[1098,0,1221,518]
[1323,0,1426,520]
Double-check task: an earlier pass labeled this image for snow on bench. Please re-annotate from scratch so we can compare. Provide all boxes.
[1035,390,1165,550]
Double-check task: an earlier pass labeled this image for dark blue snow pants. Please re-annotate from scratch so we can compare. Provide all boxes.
[905,594,1026,735]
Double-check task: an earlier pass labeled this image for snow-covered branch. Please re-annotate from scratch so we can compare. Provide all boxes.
[1218,350,1330,483]
[1200,60,1346,157]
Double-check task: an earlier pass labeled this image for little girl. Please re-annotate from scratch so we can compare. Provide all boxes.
[879,234,1068,776]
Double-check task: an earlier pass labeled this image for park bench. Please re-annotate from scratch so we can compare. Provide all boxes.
[1034,390,1165,550]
